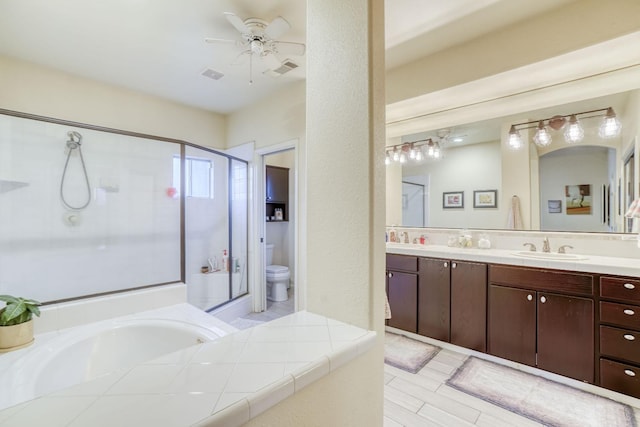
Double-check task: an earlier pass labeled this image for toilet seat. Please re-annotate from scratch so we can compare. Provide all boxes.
[266,265,290,280]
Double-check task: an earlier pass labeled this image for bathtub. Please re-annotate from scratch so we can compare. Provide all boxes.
[0,304,235,411]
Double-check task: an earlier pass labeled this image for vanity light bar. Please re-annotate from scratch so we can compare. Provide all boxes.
[508,107,621,149]
[385,138,441,165]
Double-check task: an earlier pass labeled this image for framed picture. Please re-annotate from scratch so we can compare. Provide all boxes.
[548,199,562,213]
[565,184,592,215]
[473,190,497,208]
[443,191,464,209]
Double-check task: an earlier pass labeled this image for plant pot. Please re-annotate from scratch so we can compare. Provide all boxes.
[0,319,34,352]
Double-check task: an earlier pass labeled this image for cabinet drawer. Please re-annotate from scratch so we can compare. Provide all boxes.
[600,301,640,330]
[600,277,640,304]
[600,358,640,399]
[386,254,417,272]
[600,326,640,364]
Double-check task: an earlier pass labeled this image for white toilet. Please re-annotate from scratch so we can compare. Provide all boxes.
[265,243,290,302]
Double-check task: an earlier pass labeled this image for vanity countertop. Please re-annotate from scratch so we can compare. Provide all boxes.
[0,310,376,427]
[386,243,640,278]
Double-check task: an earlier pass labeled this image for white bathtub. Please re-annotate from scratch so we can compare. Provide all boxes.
[0,304,235,411]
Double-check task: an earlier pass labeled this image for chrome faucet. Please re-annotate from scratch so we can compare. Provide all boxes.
[557,245,574,254]
[542,237,550,253]
[523,243,536,251]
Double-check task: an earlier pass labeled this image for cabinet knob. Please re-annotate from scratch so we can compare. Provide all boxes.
[527,294,533,301]
[624,283,636,290]
[540,296,547,303]
[624,334,636,341]
[625,369,636,377]
[452,262,457,269]
[624,309,635,316]
[387,272,393,278]
[444,262,448,268]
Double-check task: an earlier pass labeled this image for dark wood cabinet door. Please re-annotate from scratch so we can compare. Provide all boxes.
[488,285,536,366]
[537,292,594,383]
[265,166,288,202]
[451,261,487,352]
[418,257,450,342]
[386,271,418,333]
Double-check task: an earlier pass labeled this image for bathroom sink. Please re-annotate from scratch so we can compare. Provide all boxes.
[512,251,588,261]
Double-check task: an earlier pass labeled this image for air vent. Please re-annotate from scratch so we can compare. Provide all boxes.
[201,68,224,80]
[263,59,299,77]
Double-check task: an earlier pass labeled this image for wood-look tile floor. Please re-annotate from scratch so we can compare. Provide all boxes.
[383,347,640,427]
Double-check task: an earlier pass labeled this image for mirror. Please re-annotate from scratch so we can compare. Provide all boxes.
[387,89,640,233]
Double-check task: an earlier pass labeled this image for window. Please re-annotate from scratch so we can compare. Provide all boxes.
[173,156,213,198]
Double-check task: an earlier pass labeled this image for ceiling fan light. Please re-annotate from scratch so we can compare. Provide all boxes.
[564,115,584,143]
[508,125,523,150]
[533,120,552,147]
[599,107,621,138]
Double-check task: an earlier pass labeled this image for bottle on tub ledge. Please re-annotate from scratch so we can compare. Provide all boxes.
[222,249,229,272]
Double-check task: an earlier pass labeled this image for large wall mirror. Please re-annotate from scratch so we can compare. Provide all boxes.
[387,87,640,234]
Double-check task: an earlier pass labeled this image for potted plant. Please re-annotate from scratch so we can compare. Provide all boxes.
[0,295,41,352]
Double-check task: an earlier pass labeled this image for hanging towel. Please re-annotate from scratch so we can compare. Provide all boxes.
[384,293,392,320]
[507,195,524,230]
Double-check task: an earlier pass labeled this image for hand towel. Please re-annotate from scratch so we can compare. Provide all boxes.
[507,195,523,230]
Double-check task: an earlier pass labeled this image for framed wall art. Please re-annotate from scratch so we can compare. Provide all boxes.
[473,190,497,208]
[443,191,464,209]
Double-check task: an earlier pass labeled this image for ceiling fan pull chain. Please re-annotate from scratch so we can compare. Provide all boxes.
[249,51,253,85]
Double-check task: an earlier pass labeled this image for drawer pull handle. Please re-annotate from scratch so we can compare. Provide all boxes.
[624,309,635,316]
[624,334,636,341]
[452,262,457,269]
[527,294,533,301]
[388,272,393,278]
[540,296,547,303]
[625,369,636,377]
[624,283,636,290]
[444,262,448,268]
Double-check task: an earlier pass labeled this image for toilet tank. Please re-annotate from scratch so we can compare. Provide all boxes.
[265,243,274,266]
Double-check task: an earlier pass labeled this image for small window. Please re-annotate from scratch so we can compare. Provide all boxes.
[173,156,214,198]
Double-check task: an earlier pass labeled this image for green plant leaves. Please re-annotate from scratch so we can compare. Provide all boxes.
[0,295,41,327]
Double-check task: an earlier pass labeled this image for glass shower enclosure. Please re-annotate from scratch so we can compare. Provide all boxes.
[0,109,247,311]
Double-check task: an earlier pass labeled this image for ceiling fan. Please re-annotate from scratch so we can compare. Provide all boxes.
[205,12,306,83]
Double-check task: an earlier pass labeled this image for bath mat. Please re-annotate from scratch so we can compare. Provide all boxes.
[384,332,440,374]
[447,357,637,427]
[228,318,265,330]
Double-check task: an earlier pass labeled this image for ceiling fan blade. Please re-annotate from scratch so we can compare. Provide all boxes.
[230,50,251,66]
[273,41,305,56]
[204,37,239,45]
[261,52,283,71]
[224,12,249,34]
[264,16,291,39]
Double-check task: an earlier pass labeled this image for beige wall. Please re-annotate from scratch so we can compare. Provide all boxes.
[386,0,640,105]
[0,56,225,147]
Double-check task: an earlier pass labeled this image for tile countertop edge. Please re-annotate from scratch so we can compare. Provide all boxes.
[192,330,377,427]
[386,244,640,277]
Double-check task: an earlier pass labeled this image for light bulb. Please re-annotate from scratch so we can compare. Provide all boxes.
[409,145,417,159]
[427,143,435,157]
[415,149,424,161]
[392,148,399,162]
[533,121,552,147]
[564,115,584,143]
[385,152,391,165]
[399,152,407,163]
[508,126,523,150]
[599,108,621,138]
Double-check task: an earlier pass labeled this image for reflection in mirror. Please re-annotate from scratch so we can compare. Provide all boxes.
[388,90,640,233]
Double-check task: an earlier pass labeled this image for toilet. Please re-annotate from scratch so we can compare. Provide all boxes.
[265,243,290,302]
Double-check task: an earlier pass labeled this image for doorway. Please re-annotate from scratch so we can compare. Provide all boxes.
[254,143,298,318]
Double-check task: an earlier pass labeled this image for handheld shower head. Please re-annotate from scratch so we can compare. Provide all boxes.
[66,131,82,149]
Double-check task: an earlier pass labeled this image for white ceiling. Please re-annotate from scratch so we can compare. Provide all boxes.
[0,0,574,114]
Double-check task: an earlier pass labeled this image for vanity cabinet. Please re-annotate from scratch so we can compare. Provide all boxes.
[386,254,418,333]
[418,258,487,352]
[598,276,640,398]
[265,166,288,221]
[487,265,594,383]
